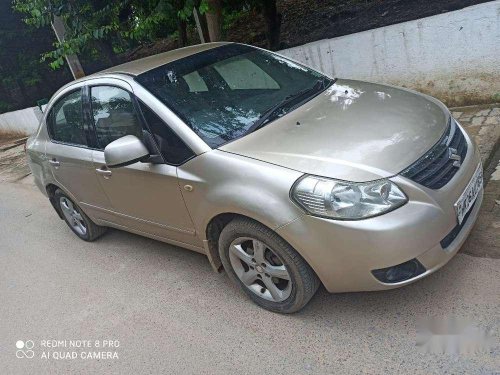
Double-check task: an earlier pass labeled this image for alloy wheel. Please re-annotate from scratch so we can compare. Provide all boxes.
[228,237,292,302]
[59,196,87,236]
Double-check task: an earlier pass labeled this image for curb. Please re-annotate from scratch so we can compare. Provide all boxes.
[450,102,500,111]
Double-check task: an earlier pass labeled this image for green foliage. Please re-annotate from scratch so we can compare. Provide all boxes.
[13,0,123,68]
[42,25,115,69]
[0,0,73,111]
[124,0,178,41]
[177,0,211,20]
[13,0,186,69]
[13,0,282,69]
[222,6,248,31]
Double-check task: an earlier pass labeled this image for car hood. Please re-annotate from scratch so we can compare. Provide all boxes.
[220,79,449,182]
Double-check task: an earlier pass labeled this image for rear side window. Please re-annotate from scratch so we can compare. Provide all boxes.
[139,102,194,165]
[49,89,87,146]
[90,86,143,149]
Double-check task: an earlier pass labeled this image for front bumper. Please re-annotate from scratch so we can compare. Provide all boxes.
[277,127,483,293]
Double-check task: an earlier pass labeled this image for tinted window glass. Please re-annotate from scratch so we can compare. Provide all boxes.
[91,86,143,149]
[49,89,87,146]
[136,44,327,148]
[139,102,194,165]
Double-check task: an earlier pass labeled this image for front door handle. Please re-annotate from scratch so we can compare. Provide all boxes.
[96,167,112,179]
[48,159,60,167]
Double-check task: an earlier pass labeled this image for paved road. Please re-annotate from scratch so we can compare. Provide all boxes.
[0,181,499,374]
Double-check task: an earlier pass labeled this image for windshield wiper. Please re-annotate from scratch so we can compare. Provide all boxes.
[246,77,334,134]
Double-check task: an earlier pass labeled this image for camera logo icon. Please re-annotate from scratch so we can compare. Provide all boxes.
[16,340,35,359]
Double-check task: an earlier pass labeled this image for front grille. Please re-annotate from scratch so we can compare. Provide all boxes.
[400,118,467,189]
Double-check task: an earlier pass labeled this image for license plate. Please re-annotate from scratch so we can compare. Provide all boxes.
[455,163,483,225]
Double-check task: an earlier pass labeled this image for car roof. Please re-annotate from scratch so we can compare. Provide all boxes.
[95,42,231,77]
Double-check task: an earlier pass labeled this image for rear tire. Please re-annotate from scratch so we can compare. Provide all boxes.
[219,218,320,313]
[54,189,107,242]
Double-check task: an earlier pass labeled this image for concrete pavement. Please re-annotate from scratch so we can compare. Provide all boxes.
[0,181,499,374]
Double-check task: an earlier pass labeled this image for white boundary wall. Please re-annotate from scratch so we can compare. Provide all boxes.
[0,107,42,136]
[279,1,500,106]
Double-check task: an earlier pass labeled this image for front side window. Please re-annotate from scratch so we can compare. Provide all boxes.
[49,89,87,146]
[139,102,194,165]
[136,44,329,148]
[90,86,143,149]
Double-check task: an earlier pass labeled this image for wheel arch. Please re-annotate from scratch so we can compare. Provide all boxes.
[45,183,64,219]
[205,212,248,272]
[204,212,319,286]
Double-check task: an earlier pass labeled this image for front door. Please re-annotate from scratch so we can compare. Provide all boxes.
[87,84,200,247]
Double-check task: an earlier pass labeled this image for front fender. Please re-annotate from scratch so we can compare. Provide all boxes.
[177,150,304,240]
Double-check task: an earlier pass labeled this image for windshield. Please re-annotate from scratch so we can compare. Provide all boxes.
[135,44,329,148]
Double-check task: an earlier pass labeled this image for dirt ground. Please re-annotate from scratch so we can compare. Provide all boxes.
[0,132,26,147]
[0,137,29,183]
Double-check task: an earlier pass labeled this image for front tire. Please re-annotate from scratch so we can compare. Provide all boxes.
[219,218,320,313]
[54,189,107,242]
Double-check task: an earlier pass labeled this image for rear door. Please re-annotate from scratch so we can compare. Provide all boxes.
[87,81,201,248]
[44,87,113,220]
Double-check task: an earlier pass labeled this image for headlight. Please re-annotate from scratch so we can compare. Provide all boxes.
[291,175,407,220]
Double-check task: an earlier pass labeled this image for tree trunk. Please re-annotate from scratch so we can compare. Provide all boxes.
[199,10,210,43]
[205,0,222,42]
[262,0,282,50]
[178,18,188,47]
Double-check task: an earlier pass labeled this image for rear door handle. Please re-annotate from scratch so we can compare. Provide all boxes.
[96,167,112,179]
[48,159,60,167]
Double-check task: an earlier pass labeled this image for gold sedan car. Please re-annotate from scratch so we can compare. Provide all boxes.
[27,43,483,313]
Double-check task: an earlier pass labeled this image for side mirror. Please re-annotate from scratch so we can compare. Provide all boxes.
[104,135,149,168]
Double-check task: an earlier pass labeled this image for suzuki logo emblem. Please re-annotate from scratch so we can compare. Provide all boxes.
[448,147,461,167]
